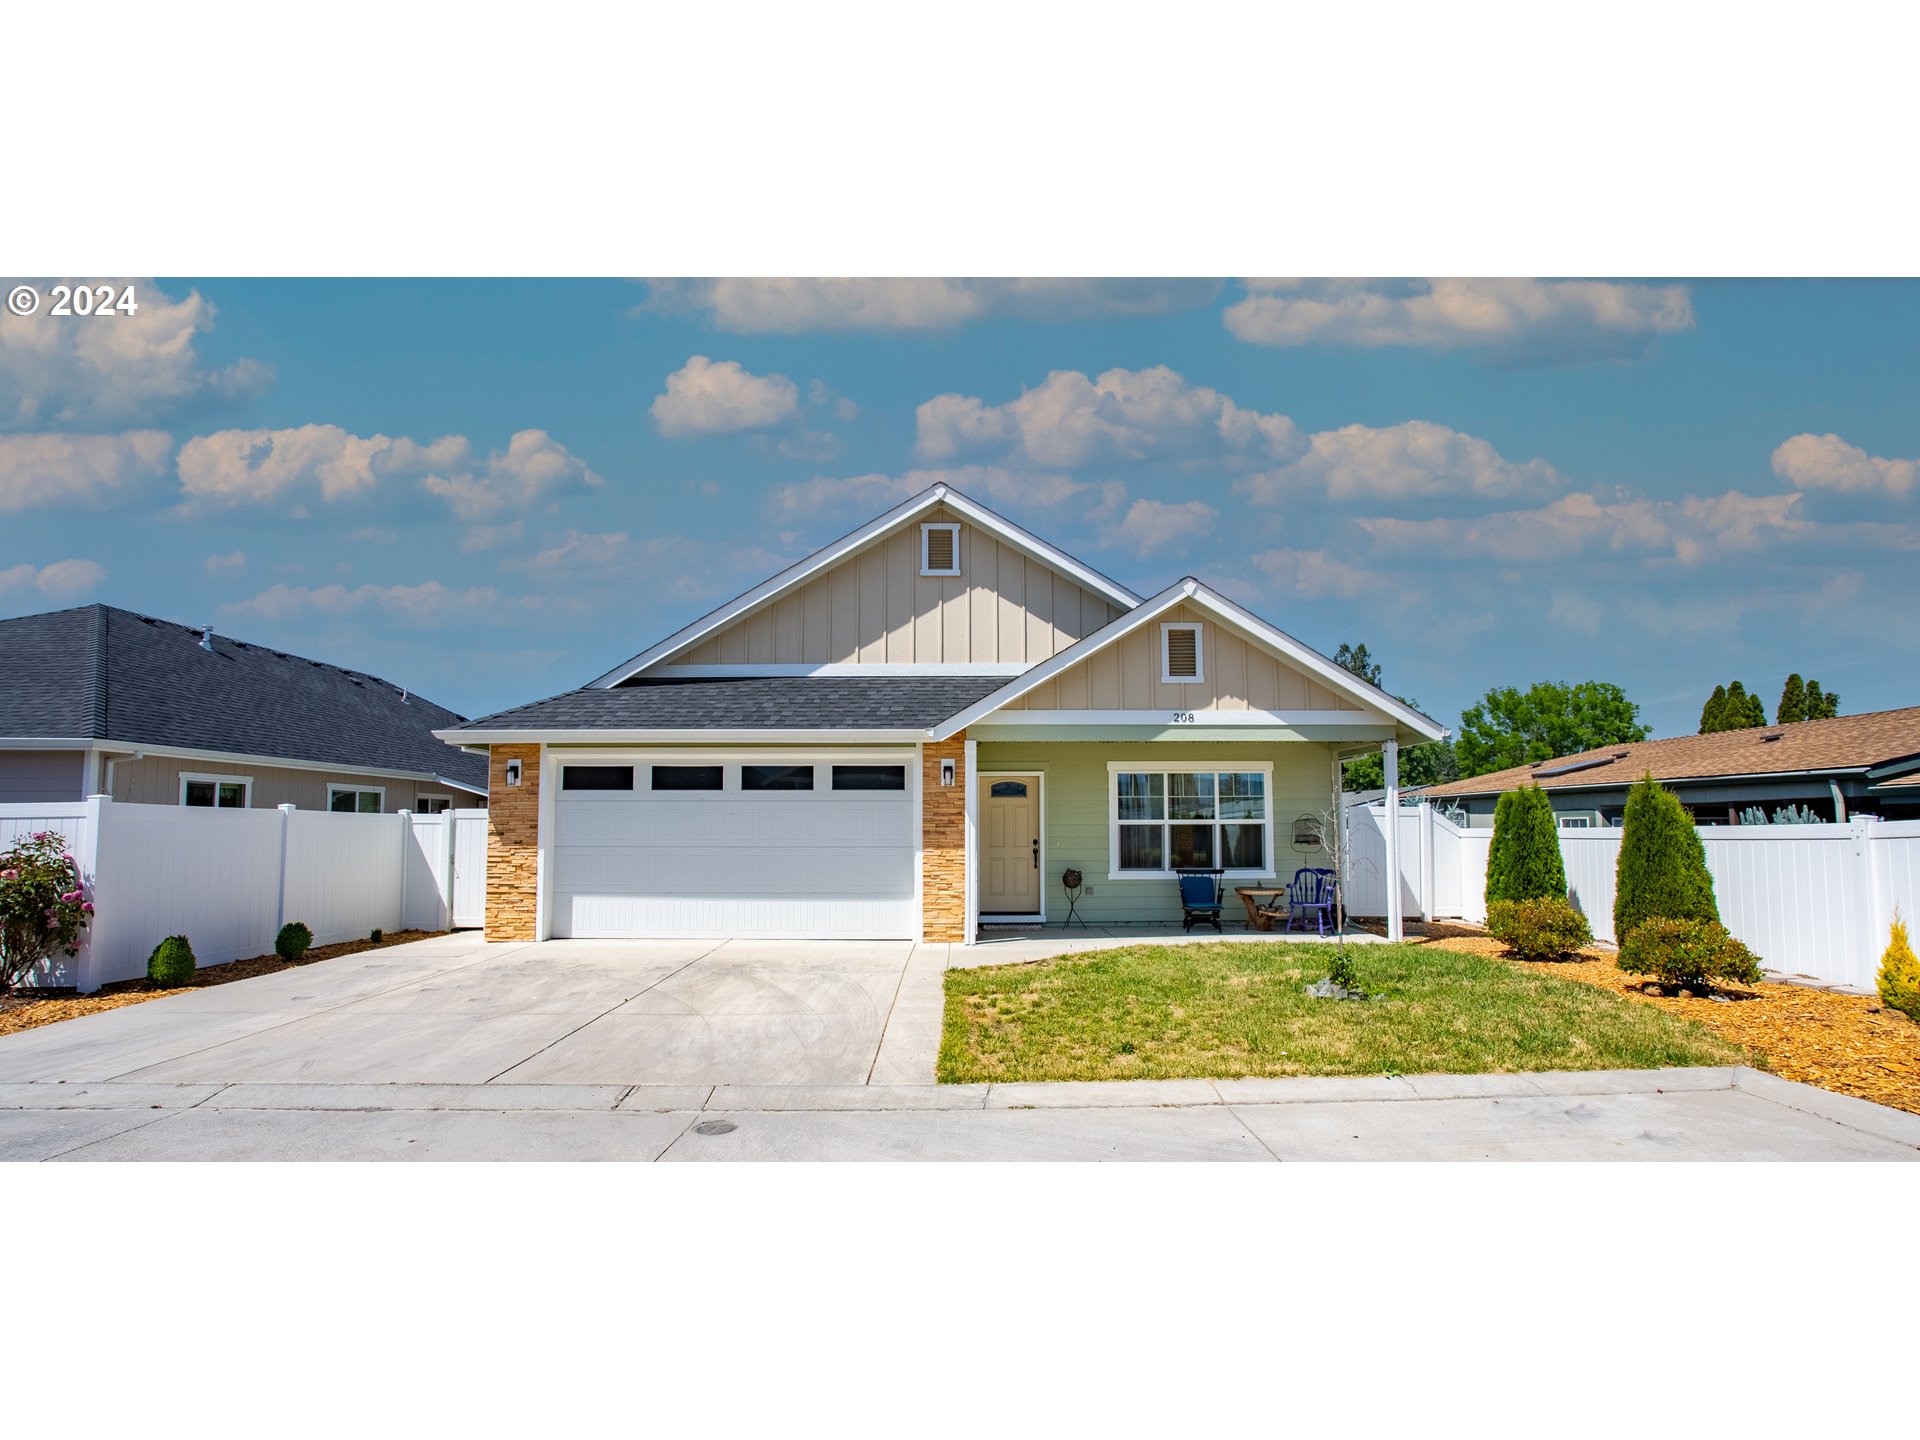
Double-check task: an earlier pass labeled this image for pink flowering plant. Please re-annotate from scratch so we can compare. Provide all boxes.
[0,830,93,992]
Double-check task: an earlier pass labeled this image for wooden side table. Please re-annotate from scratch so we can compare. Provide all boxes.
[1236,886,1288,932]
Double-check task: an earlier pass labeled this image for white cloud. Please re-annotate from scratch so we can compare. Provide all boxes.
[506,529,629,573]
[1237,420,1561,503]
[0,557,107,602]
[641,279,1218,333]
[1109,498,1218,555]
[218,580,509,626]
[1771,432,1917,499]
[1251,547,1378,600]
[203,550,247,573]
[460,521,525,553]
[0,278,271,429]
[178,424,601,519]
[0,430,172,511]
[1223,279,1694,360]
[651,355,801,439]
[917,366,1302,468]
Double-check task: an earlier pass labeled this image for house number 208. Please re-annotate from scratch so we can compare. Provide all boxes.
[1171,711,1196,723]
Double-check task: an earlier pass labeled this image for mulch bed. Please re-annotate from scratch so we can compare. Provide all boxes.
[1365,921,1920,1116]
[0,929,447,1039]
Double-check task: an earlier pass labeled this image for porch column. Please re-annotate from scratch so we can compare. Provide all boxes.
[1383,738,1402,941]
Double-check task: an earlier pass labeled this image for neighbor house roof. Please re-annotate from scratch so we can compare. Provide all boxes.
[444,676,1010,741]
[0,604,487,792]
[1423,705,1920,799]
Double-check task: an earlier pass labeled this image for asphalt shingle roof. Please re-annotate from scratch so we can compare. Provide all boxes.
[451,676,1012,732]
[0,604,486,790]
[1423,705,1920,798]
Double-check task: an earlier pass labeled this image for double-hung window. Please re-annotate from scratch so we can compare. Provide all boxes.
[1110,764,1270,876]
[182,773,251,808]
[328,785,386,813]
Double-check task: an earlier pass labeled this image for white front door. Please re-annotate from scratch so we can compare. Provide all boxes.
[981,774,1041,914]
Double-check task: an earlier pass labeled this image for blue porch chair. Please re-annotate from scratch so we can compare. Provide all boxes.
[1176,868,1225,933]
[1284,867,1338,936]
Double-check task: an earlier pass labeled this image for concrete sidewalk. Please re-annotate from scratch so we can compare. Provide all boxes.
[2,1066,1914,1161]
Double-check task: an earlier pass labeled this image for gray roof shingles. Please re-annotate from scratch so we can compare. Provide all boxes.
[0,604,486,789]
[451,675,1011,732]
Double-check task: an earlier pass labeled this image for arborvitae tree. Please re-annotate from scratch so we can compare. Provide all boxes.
[1484,785,1567,905]
[1614,774,1721,939]
[1699,684,1728,734]
[1805,681,1840,720]
[1722,681,1752,730]
[1776,673,1807,725]
[1744,690,1767,727]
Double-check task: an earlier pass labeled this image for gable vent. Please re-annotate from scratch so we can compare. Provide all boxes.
[1161,622,1203,682]
[920,522,961,577]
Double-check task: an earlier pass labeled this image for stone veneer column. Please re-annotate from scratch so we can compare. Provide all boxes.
[921,733,968,942]
[485,744,541,941]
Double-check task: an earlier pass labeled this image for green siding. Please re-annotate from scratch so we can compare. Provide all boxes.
[975,740,1338,927]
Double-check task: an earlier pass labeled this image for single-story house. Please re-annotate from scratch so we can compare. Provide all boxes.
[1421,706,1920,827]
[438,484,1443,944]
[0,603,487,812]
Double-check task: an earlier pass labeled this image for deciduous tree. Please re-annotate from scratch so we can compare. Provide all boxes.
[1455,681,1649,778]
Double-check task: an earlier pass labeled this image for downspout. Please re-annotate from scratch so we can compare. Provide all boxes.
[103,750,143,799]
[1829,780,1848,823]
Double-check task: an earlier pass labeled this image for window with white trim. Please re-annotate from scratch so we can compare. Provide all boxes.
[413,794,454,814]
[920,522,961,577]
[181,772,251,808]
[328,784,386,814]
[1110,765,1270,875]
[1160,622,1203,683]
[1558,815,1592,829]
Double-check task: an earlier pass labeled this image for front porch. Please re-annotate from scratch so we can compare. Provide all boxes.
[961,920,1386,968]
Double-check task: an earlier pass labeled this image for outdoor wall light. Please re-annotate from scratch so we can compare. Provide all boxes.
[940,758,956,786]
[505,758,523,787]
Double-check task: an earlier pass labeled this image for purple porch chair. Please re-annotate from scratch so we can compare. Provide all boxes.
[1284,867,1338,936]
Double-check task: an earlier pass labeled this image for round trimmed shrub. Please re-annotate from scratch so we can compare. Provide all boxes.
[147,934,197,987]
[1615,775,1719,941]
[275,921,313,961]
[1616,917,1762,993]
[1486,896,1592,961]
[368,928,383,943]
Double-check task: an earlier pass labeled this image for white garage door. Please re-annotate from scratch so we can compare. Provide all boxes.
[549,756,917,939]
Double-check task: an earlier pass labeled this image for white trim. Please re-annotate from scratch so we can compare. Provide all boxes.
[0,736,485,794]
[413,793,455,814]
[326,781,387,814]
[647,662,1031,678]
[971,709,1395,729]
[931,578,1447,743]
[1103,759,1277,881]
[1159,622,1204,684]
[588,483,1142,687]
[912,743,925,945]
[536,745,556,942]
[962,737,979,946]
[179,771,253,808]
[977,770,1047,922]
[919,521,962,577]
[438,727,932,746]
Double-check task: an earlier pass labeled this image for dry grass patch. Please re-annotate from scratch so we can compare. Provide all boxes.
[0,929,446,1038]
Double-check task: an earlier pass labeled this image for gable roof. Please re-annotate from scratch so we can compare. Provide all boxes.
[443,675,1009,740]
[1422,705,1920,799]
[929,577,1449,742]
[0,604,487,792]
[587,483,1143,687]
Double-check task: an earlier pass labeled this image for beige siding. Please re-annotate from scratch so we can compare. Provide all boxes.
[0,749,84,803]
[107,755,472,812]
[1003,604,1362,712]
[678,506,1123,666]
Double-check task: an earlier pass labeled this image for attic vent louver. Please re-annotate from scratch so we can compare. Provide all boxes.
[1160,622,1203,682]
[920,522,960,576]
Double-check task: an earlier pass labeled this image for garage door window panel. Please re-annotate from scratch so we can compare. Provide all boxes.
[743,764,814,792]
[562,765,635,791]
[652,765,724,791]
[832,764,906,791]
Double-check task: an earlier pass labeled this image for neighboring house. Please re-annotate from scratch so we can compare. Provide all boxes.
[438,484,1442,943]
[1421,706,1920,828]
[0,604,488,812]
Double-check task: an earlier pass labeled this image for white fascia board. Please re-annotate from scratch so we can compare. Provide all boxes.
[0,737,94,750]
[971,709,1398,728]
[434,728,933,746]
[3,735,480,789]
[586,483,1143,689]
[649,662,1030,678]
[930,578,1448,743]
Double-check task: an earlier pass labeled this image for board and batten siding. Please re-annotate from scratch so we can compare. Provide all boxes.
[1000,603,1362,713]
[975,739,1338,927]
[676,507,1124,667]
[0,749,85,803]
[106,753,466,812]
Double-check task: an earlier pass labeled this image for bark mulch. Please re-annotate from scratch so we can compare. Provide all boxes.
[0,930,447,1039]
[1374,922,1920,1116]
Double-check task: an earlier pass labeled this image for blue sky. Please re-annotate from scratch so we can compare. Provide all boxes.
[3,277,1916,737]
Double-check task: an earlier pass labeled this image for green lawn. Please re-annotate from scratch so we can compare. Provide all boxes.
[938,941,1747,1083]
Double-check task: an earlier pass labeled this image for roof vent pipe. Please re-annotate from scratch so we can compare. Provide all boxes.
[199,626,214,652]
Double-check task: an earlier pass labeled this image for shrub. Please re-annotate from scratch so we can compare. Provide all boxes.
[1614,774,1719,941]
[1326,951,1361,992]
[1877,909,1920,1021]
[148,934,197,987]
[368,928,383,943]
[275,921,313,961]
[1486,897,1593,960]
[0,830,93,993]
[1616,918,1762,993]
[1485,784,1567,906]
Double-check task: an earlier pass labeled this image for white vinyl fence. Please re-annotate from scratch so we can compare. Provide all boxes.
[1,798,490,991]
[1346,802,1920,990]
